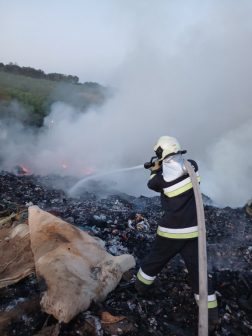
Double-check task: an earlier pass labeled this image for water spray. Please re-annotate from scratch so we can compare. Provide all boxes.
[68,165,143,196]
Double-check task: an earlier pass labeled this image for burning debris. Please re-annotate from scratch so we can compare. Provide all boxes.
[14,165,29,176]
[1,170,252,335]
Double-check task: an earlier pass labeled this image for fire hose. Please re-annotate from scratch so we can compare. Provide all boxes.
[184,159,208,336]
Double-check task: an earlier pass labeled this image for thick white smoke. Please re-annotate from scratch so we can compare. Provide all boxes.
[202,120,252,206]
[1,1,252,207]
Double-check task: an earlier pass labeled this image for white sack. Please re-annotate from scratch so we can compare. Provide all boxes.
[28,206,135,323]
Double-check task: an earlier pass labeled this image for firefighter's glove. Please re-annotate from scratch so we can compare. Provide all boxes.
[150,160,161,171]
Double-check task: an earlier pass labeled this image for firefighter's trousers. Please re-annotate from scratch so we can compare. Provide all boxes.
[135,235,217,309]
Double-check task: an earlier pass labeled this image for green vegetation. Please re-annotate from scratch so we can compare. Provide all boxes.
[0,68,108,127]
[0,62,80,84]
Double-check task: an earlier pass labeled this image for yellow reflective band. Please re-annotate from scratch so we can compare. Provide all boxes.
[195,300,218,309]
[164,176,200,198]
[137,272,154,285]
[157,229,198,239]
[150,174,156,179]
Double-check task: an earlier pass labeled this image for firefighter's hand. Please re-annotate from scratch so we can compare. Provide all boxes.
[150,160,161,171]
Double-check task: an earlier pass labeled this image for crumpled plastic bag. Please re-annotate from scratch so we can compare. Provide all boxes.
[28,206,135,323]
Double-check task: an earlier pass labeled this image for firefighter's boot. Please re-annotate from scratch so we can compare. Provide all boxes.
[238,295,252,312]
[208,307,218,333]
[135,278,150,296]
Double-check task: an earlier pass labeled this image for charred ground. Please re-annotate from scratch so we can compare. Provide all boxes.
[0,171,252,335]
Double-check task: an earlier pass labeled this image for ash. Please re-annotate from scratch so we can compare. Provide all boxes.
[1,171,252,336]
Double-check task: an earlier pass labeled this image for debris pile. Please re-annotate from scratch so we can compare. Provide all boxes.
[1,170,252,335]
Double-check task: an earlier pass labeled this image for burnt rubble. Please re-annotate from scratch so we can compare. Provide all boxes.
[1,170,252,335]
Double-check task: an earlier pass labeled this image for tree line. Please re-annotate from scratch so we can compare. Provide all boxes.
[0,70,108,127]
[0,62,79,84]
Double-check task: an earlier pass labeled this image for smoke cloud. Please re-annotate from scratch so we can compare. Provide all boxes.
[1,1,252,207]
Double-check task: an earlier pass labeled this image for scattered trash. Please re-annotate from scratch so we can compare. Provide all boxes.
[47,210,61,217]
[1,171,252,335]
[101,311,126,324]
[136,220,149,232]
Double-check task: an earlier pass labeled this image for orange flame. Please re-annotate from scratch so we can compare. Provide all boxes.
[62,164,67,168]
[19,165,29,175]
[79,169,93,176]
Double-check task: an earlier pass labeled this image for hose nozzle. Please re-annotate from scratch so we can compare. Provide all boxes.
[144,156,157,169]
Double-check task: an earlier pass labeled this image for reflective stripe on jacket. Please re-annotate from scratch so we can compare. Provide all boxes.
[163,172,200,198]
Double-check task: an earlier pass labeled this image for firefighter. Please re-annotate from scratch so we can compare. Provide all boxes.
[135,136,218,331]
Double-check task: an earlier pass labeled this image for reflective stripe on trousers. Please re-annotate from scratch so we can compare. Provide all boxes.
[163,172,200,198]
[137,268,156,285]
[194,293,218,309]
[157,225,198,239]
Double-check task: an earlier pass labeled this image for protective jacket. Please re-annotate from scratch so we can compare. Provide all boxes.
[148,159,200,239]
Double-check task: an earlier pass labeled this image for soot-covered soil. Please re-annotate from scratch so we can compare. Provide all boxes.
[1,171,252,335]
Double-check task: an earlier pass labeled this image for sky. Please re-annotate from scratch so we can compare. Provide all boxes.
[1,0,252,207]
[1,0,210,84]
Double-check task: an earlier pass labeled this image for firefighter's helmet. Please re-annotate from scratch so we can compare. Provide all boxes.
[153,136,181,161]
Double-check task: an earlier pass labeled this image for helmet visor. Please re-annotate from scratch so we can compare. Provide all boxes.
[155,146,163,160]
